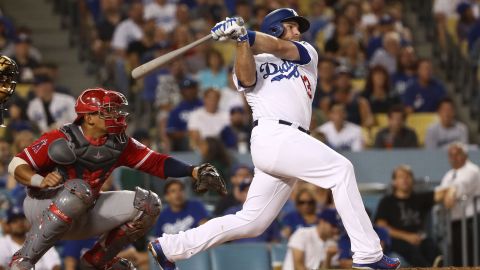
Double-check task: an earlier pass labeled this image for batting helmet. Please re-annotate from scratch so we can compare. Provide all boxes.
[74,88,129,135]
[260,8,310,38]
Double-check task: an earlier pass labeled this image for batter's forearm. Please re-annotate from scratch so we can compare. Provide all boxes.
[251,31,299,60]
[235,41,256,87]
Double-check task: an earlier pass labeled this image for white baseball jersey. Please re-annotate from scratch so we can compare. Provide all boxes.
[234,41,318,129]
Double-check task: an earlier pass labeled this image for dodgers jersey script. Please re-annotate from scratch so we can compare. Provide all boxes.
[234,41,318,129]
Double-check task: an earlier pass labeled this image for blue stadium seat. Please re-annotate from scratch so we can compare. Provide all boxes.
[177,251,211,270]
[270,243,288,268]
[210,243,270,270]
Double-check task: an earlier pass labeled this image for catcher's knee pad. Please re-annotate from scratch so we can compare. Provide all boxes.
[11,179,95,265]
[130,187,162,233]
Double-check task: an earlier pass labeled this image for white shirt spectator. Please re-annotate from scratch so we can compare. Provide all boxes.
[438,160,480,220]
[187,108,230,139]
[219,86,245,113]
[27,92,77,133]
[282,227,336,270]
[317,121,363,151]
[111,19,143,50]
[425,121,468,149]
[433,0,461,18]
[0,235,60,269]
[370,48,397,75]
[144,1,177,32]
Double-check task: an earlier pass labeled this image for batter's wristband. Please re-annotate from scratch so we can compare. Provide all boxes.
[30,174,44,187]
[247,30,256,46]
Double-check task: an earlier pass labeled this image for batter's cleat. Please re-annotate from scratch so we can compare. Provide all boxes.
[352,255,401,269]
[148,240,177,270]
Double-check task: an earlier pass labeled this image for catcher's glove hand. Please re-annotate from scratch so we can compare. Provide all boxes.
[193,163,228,196]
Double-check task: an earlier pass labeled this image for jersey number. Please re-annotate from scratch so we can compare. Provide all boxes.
[301,75,312,99]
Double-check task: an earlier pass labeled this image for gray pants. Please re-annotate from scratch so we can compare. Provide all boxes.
[23,190,139,240]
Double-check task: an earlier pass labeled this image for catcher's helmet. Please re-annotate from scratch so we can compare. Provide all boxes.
[260,8,310,38]
[75,88,129,135]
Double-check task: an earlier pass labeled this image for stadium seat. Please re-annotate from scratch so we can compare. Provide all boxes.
[15,83,32,99]
[374,113,388,127]
[177,251,211,270]
[271,243,288,269]
[210,243,271,270]
[406,113,438,146]
[352,79,366,92]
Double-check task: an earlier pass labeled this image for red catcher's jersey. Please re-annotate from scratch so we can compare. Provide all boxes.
[16,129,170,193]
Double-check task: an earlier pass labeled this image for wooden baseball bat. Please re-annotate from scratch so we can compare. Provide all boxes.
[131,34,212,79]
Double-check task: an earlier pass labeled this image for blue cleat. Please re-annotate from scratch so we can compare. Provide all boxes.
[148,240,177,270]
[352,255,401,269]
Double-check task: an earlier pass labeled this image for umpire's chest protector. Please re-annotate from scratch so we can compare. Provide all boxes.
[53,124,127,177]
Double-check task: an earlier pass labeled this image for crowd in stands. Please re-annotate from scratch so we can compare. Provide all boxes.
[0,0,479,269]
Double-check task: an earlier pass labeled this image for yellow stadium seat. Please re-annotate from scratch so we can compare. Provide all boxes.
[375,113,388,127]
[406,113,438,146]
[352,79,366,93]
[446,17,459,45]
[15,83,32,99]
[362,126,382,148]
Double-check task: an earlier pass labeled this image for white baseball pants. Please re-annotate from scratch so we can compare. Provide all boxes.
[158,119,383,264]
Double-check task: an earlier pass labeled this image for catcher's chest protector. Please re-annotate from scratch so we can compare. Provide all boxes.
[59,124,127,184]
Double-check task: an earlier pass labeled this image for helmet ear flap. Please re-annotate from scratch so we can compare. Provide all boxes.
[270,23,284,37]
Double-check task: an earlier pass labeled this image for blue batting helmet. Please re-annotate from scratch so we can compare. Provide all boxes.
[260,8,310,37]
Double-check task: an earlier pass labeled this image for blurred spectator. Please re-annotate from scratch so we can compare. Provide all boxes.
[438,142,480,266]
[219,67,245,112]
[281,188,319,239]
[35,63,71,95]
[304,0,332,44]
[317,102,363,152]
[199,137,232,179]
[391,46,416,98]
[144,0,177,33]
[3,26,42,62]
[154,179,209,236]
[339,209,391,269]
[111,1,144,54]
[251,5,270,31]
[127,18,159,66]
[375,165,450,267]
[425,98,468,149]
[62,238,97,270]
[0,207,61,269]
[370,31,401,75]
[282,208,340,270]
[434,0,462,57]
[324,15,353,57]
[214,164,254,216]
[338,37,367,78]
[229,106,251,153]
[374,105,418,148]
[188,88,230,150]
[26,75,76,133]
[198,49,228,91]
[313,57,337,110]
[4,97,39,143]
[456,2,476,43]
[361,0,387,30]
[321,66,374,127]
[0,139,10,188]
[166,77,202,151]
[363,65,401,113]
[224,177,281,243]
[403,59,446,113]
[11,33,39,83]
[234,1,253,27]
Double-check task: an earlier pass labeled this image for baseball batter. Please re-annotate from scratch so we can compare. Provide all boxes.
[149,9,400,270]
[7,88,226,269]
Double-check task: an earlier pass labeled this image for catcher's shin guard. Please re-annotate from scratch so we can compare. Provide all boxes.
[81,187,161,268]
[11,179,95,267]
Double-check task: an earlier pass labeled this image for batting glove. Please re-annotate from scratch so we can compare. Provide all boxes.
[211,17,246,42]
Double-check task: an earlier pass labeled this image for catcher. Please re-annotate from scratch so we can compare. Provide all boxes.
[0,55,19,127]
[7,88,226,269]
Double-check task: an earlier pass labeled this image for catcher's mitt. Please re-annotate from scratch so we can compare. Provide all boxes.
[193,163,228,196]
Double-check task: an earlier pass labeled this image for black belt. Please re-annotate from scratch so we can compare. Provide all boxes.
[253,119,310,135]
